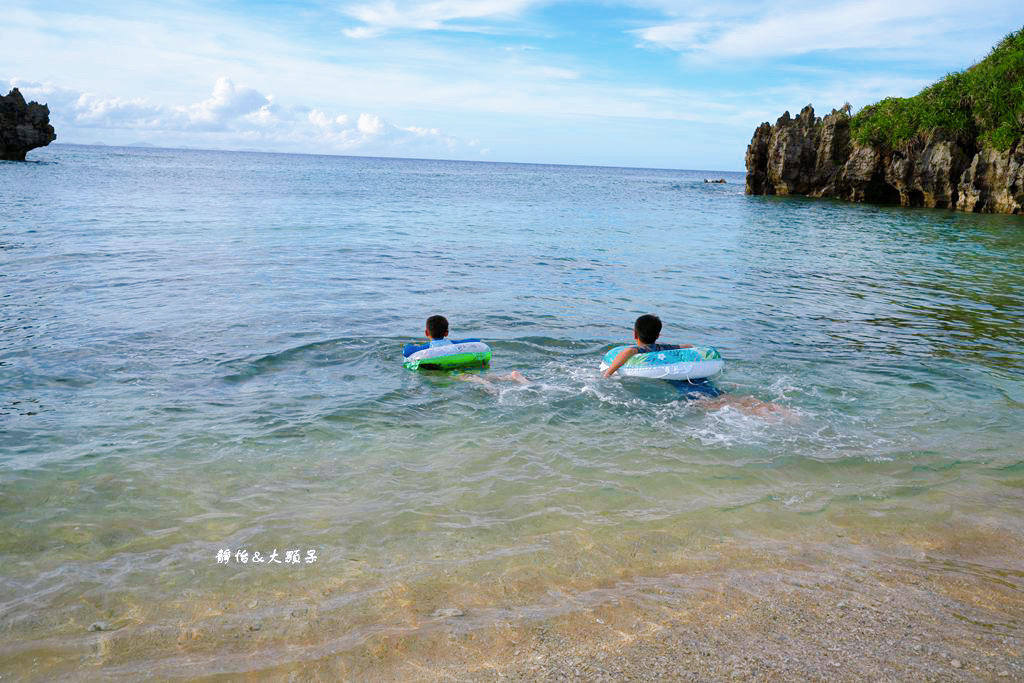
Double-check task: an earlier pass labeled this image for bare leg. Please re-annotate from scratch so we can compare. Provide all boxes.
[699,394,797,420]
[489,371,529,384]
[456,371,528,393]
[456,374,499,394]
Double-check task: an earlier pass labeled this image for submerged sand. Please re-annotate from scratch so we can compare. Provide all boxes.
[290,542,1023,682]
[8,518,1021,682]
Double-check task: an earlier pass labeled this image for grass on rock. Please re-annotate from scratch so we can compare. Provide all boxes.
[850,27,1024,151]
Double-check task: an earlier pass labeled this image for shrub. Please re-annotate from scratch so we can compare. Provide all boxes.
[851,27,1024,150]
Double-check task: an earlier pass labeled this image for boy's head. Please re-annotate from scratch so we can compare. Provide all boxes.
[425,315,449,339]
[634,314,662,344]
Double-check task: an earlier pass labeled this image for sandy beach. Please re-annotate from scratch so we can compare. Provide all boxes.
[11,511,1018,681]
[300,531,1024,681]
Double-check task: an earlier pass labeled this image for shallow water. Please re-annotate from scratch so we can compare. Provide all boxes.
[1,145,1023,677]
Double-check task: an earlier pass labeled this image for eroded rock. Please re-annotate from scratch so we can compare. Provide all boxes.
[1,88,56,161]
[745,104,1023,214]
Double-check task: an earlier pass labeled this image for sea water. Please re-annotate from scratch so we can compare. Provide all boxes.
[1,145,1022,677]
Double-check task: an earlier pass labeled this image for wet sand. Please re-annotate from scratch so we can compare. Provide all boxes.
[6,520,1021,681]
[320,542,1023,682]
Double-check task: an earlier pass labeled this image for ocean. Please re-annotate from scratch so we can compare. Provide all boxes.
[2,144,1022,678]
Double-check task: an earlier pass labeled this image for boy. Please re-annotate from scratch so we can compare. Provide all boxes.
[603,314,793,417]
[406,315,527,386]
[423,314,453,347]
[401,315,462,357]
[601,314,695,377]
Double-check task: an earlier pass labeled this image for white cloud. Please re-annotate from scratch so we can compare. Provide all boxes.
[632,0,1013,61]
[9,76,469,157]
[6,79,167,129]
[180,77,270,129]
[632,21,706,50]
[6,1,1018,169]
[5,79,83,112]
[357,112,383,134]
[342,0,545,37]
[307,106,457,151]
[342,26,381,39]
[701,0,944,59]
[3,3,670,127]
[73,93,164,127]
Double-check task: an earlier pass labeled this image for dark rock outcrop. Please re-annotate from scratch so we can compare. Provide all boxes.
[1,88,56,161]
[745,104,1023,214]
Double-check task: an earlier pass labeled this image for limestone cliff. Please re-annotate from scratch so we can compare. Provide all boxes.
[745,105,1023,214]
[1,88,56,161]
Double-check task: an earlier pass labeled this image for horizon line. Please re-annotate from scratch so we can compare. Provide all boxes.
[46,142,746,175]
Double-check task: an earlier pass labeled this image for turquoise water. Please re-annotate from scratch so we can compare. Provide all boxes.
[2,145,1023,676]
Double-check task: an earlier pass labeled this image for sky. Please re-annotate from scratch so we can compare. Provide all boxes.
[3,1,1021,170]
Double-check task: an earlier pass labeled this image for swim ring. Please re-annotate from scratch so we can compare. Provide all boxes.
[403,339,492,370]
[600,345,724,380]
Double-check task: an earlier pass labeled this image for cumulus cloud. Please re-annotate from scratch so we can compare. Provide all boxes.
[179,77,270,129]
[5,76,470,157]
[74,93,164,127]
[308,107,457,151]
[5,78,85,113]
[8,77,170,129]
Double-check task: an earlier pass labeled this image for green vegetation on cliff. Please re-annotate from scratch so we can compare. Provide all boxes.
[851,27,1024,151]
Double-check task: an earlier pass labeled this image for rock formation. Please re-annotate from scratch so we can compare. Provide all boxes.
[745,105,1023,214]
[1,88,56,161]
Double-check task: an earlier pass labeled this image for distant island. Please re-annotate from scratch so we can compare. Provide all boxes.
[1,88,56,161]
[745,28,1023,214]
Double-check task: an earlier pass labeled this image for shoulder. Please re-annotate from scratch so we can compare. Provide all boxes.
[638,343,682,352]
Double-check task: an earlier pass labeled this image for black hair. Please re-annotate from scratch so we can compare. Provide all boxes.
[426,315,449,339]
[634,314,662,344]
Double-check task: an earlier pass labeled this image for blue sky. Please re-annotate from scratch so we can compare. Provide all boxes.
[4,1,1021,169]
